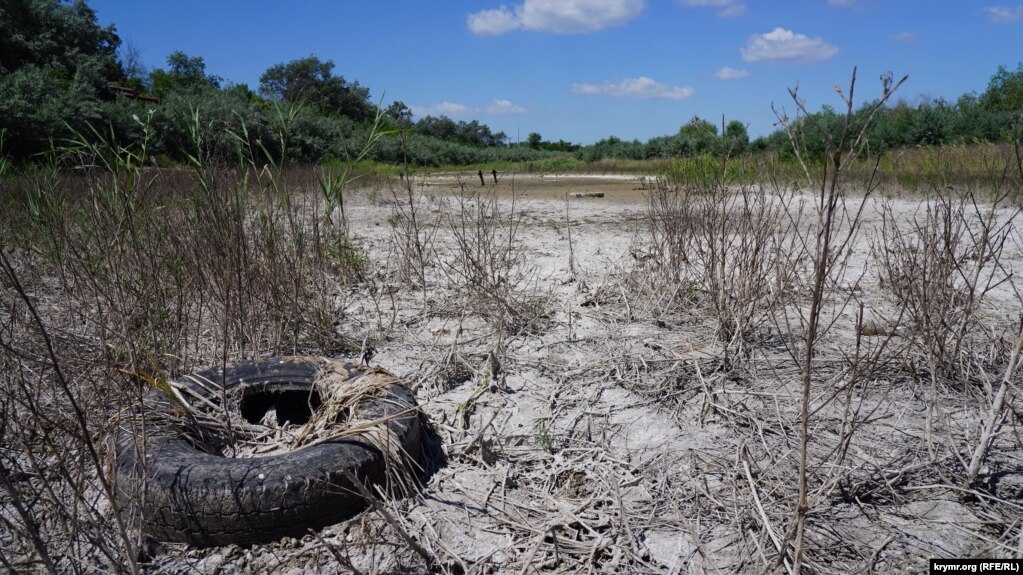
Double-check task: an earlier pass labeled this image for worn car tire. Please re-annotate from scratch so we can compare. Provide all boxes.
[114,357,423,547]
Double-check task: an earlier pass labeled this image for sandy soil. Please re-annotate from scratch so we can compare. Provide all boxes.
[139,174,1023,574]
[416,171,657,203]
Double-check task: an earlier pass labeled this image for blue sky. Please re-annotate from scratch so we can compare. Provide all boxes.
[90,0,1023,144]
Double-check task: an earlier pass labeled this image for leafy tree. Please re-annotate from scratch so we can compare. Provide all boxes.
[948,93,1009,143]
[0,0,123,158]
[981,63,1023,113]
[908,104,947,146]
[454,120,502,147]
[384,100,413,128]
[258,55,373,123]
[0,0,121,77]
[415,115,458,141]
[869,101,915,149]
[148,50,220,98]
[410,117,506,148]
[579,135,646,161]
[678,117,718,155]
[723,120,749,153]
[792,105,844,157]
[118,38,148,91]
[545,139,578,152]
[222,82,256,102]
[527,132,542,150]
[679,117,717,138]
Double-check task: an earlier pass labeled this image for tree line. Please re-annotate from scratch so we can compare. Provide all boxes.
[2,1,1021,167]
[0,0,566,166]
[580,67,1023,162]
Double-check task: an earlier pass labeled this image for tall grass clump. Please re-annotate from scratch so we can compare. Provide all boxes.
[875,186,1019,386]
[385,131,439,294]
[643,149,804,362]
[873,118,1023,491]
[2,120,155,573]
[767,69,907,572]
[440,184,546,336]
[0,104,381,570]
[319,105,392,278]
[387,179,437,293]
[626,70,919,571]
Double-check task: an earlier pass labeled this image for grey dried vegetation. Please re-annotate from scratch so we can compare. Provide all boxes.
[3,70,1023,574]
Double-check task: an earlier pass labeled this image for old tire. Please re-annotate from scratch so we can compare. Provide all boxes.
[114,357,423,547]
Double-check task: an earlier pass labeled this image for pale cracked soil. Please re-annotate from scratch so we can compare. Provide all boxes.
[142,173,1023,574]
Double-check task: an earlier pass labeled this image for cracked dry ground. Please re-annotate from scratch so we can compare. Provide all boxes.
[141,179,1023,574]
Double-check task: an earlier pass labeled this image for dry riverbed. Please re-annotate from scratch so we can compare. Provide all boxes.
[8,171,1022,574]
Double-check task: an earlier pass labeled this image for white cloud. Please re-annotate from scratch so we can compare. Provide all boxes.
[740,28,839,62]
[571,76,694,100]
[828,0,855,6]
[519,0,645,32]
[984,5,1023,23]
[467,0,645,36]
[411,99,528,118]
[485,99,527,114]
[677,0,747,17]
[714,66,749,79]
[718,3,747,16]
[468,6,521,35]
[410,101,473,118]
[890,31,918,44]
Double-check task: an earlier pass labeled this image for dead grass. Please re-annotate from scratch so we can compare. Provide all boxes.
[3,74,1023,574]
